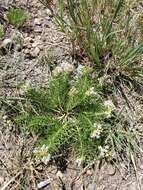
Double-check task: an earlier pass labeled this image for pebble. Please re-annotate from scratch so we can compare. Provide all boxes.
[34,18,42,26]
[24,49,30,54]
[1,38,13,49]
[24,37,34,44]
[46,9,53,17]
[26,44,32,49]
[0,38,14,54]
[31,47,40,57]
[34,26,43,33]
[37,179,50,189]
[86,170,93,176]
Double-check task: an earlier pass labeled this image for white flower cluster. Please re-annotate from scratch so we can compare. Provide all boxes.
[104,100,115,110]
[68,86,78,96]
[90,123,103,139]
[53,61,74,76]
[76,157,84,167]
[2,115,12,127]
[98,145,110,158]
[104,100,115,118]
[33,144,51,165]
[85,87,98,97]
[19,81,30,95]
[76,64,86,76]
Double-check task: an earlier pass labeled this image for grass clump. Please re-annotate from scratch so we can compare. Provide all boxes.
[14,72,141,164]
[6,8,27,28]
[53,0,143,94]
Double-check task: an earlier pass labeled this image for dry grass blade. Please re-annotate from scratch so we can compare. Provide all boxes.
[0,171,21,190]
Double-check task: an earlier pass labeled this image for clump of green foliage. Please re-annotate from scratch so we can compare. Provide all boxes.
[6,8,27,28]
[53,0,143,94]
[0,24,5,38]
[15,72,141,164]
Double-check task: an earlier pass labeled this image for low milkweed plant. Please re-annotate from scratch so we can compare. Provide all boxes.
[14,70,141,165]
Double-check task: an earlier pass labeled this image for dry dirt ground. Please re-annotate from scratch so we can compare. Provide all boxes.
[0,0,143,190]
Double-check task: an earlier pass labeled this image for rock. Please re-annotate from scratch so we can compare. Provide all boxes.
[0,38,14,55]
[24,49,30,55]
[24,37,34,44]
[46,9,53,17]
[34,26,43,33]
[31,47,40,57]
[29,33,35,38]
[86,170,93,176]
[1,38,13,49]
[26,44,32,49]
[37,179,50,189]
[15,44,22,52]
[34,18,42,26]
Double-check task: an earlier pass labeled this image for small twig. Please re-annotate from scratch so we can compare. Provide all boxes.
[0,171,21,190]
[0,96,26,101]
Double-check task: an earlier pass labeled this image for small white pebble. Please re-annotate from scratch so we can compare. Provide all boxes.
[37,179,50,189]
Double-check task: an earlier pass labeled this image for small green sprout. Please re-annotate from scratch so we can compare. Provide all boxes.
[7,8,27,28]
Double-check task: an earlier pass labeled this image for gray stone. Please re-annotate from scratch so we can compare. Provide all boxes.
[31,47,40,57]
[34,18,42,26]
[37,179,50,189]
[1,38,13,49]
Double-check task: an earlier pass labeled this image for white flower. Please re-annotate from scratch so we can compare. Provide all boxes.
[104,100,115,110]
[93,123,102,129]
[68,87,78,96]
[76,64,86,75]
[61,61,74,73]
[33,144,49,156]
[19,81,30,95]
[98,146,105,157]
[41,154,51,164]
[85,87,98,97]
[41,144,49,152]
[53,66,63,76]
[90,130,101,139]
[104,100,115,118]
[76,157,84,167]
[98,145,110,158]
[90,123,103,139]
[33,147,39,154]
